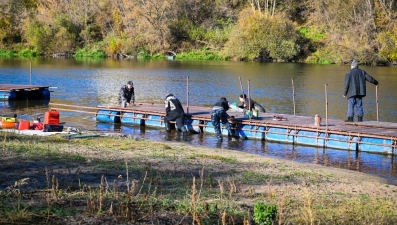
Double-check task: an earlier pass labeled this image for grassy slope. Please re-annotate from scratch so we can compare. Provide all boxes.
[0,131,396,224]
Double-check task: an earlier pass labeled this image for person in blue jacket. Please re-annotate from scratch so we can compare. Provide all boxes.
[343,60,378,122]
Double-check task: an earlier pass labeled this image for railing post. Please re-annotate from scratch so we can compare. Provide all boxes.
[292,78,296,115]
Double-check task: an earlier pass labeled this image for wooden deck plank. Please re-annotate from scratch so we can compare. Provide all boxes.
[0,84,50,91]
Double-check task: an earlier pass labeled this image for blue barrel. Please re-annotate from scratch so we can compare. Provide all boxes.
[296,131,326,147]
[359,137,393,154]
[41,88,50,99]
[204,121,230,136]
[186,119,201,133]
[266,127,294,143]
[96,110,121,123]
[121,112,145,126]
[327,134,357,150]
[146,115,162,127]
[0,91,17,100]
[235,124,265,139]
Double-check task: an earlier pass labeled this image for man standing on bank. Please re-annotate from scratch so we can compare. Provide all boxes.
[212,97,235,140]
[343,60,379,122]
[164,93,188,135]
[118,81,135,108]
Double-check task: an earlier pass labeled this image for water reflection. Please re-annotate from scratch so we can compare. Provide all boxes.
[92,122,397,183]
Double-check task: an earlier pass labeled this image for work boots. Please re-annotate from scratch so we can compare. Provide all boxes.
[358,116,363,122]
[344,117,353,122]
[180,126,188,135]
[165,122,171,133]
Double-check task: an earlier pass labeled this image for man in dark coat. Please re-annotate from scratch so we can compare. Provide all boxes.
[118,81,135,108]
[164,93,187,134]
[238,93,266,113]
[343,60,379,122]
[211,97,235,140]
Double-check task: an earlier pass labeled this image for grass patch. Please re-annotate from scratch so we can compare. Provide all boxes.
[1,131,396,224]
[192,153,238,163]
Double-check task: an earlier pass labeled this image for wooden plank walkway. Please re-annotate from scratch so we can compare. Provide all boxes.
[0,84,51,100]
[0,84,50,91]
[96,103,397,140]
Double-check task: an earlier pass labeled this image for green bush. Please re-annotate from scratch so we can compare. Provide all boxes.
[74,48,107,58]
[253,202,278,225]
[176,48,226,60]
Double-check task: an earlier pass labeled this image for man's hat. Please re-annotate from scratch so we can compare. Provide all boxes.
[351,60,358,67]
[127,81,133,86]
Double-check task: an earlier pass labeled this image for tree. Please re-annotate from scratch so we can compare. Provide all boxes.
[224,9,299,61]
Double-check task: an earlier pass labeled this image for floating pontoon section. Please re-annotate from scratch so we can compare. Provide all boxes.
[50,103,397,155]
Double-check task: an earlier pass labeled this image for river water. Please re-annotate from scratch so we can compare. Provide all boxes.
[1,58,396,182]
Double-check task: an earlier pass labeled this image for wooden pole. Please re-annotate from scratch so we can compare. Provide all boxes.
[187,76,189,114]
[291,78,296,115]
[30,60,32,85]
[325,84,328,129]
[376,85,379,122]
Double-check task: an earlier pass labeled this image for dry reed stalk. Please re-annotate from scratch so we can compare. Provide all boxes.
[1,133,6,156]
[51,175,58,200]
[99,175,104,212]
[45,167,50,189]
[136,166,149,199]
[302,185,315,225]
[222,211,226,225]
[277,191,287,225]
[227,176,237,198]
[218,180,224,201]
[266,179,273,197]
[243,215,250,225]
[125,160,129,192]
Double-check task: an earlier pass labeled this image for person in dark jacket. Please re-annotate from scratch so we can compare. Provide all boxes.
[238,94,266,113]
[343,60,379,122]
[212,97,235,140]
[118,81,135,108]
[164,93,187,134]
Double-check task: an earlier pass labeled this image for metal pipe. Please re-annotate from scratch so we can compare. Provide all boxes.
[30,60,32,85]
[248,79,251,121]
[376,85,379,122]
[239,76,244,94]
[187,76,189,114]
[292,78,296,115]
[325,84,328,129]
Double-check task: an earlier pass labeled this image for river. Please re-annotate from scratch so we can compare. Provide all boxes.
[1,57,396,183]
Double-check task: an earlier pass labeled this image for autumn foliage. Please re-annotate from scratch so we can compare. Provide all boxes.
[1,0,397,65]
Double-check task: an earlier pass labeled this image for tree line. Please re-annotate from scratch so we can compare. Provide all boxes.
[1,0,397,65]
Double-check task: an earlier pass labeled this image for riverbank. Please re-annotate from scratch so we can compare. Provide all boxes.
[0,131,396,224]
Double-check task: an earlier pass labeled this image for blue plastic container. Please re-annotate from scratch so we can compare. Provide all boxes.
[266,127,293,143]
[146,114,162,127]
[326,134,357,150]
[186,119,202,133]
[295,131,326,147]
[41,88,50,99]
[235,124,265,139]
[0,91,17,100]
[359,137,393,154]
[96,110,121,123]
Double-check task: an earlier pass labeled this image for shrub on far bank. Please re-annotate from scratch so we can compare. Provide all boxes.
[74,48,108,58]
[176,48,227,60]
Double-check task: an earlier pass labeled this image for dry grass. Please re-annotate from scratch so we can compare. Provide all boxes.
[0,131,396,224]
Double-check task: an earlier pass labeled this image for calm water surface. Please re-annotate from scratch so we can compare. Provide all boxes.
[1,58,396,182]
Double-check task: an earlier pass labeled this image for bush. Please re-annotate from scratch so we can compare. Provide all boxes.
[253,202,278,225]
[74,48,107,58]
